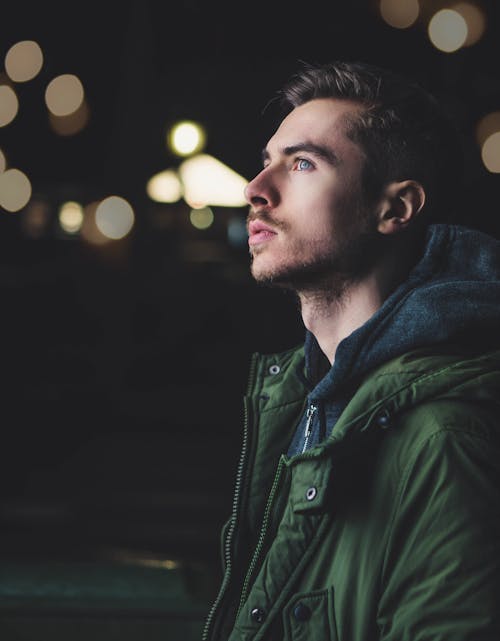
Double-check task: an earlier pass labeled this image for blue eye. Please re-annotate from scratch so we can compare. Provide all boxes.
[296,158,312,171]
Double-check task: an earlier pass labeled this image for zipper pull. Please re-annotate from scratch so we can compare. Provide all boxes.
[301,404,317,453]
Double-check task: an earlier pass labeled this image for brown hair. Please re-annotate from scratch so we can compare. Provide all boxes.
[277,60,464,223]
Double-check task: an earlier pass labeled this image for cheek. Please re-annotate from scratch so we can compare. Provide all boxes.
[294,191,346,235]
[287,174,360,231]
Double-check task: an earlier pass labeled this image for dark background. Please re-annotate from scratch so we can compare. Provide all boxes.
[0,0,499,591]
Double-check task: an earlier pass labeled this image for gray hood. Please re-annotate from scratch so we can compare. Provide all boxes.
[310,223,500,401]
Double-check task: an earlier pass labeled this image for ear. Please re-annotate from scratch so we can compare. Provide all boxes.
[376,180,426,235]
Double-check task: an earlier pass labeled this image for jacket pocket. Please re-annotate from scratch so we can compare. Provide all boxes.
[283,587,338,641]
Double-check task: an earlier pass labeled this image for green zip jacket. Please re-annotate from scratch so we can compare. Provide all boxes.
[204,344,500,641]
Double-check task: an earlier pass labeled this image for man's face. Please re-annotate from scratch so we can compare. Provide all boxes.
[245,98,381,293]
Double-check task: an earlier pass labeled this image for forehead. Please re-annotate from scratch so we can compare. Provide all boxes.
[268,98,363,154]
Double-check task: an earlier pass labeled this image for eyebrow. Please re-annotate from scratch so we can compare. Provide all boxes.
[261,142,340,166]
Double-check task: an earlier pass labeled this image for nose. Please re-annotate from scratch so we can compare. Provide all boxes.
[244,168,279,208]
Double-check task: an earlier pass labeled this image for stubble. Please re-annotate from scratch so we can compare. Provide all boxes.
[248,207,383,304]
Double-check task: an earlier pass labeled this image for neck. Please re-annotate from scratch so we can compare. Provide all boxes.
[298,241,419,364]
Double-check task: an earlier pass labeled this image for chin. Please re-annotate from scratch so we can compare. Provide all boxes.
[250,258,304,289]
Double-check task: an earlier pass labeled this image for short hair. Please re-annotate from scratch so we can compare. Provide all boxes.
[276,60,464,224]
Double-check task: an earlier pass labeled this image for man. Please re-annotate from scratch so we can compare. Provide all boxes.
[203,61,500,640]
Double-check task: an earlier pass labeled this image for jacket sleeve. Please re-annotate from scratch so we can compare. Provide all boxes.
[377,410,500,641]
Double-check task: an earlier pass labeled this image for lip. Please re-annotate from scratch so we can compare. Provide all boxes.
[247,219,278,246]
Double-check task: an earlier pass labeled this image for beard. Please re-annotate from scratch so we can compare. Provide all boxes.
[249,210,385,303]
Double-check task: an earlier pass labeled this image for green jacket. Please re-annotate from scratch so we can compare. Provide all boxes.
[204,344,500,641]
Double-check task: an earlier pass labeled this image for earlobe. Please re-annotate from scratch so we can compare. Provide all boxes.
[377,180,426,235]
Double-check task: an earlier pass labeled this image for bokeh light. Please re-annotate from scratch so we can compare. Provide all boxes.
[0,168,32,212]
[428,9,468,52]
[59,201,84,233]
[189,206,214,230]
[453,2,486,46]
[22,199,50,238]
[179,154,248,208]
[476,111,500,147]
[477,111,500,174]
[5,40,44,82]
[49,100,90,136]
[379,0,419,29]
[45,74,85,117]
[0,85,19,127]
[168,121,206,157]
[95,196,135,240]
[146,169,183,202]
[227,215,248,248]
[481,132,500,173]
[80,201,109,245]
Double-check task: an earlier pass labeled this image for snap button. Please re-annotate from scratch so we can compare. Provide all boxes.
[305,486,317,501]
[250,607,265,623]
[293,602,312,622]
[375,410,390,428]
[268,364,280,375]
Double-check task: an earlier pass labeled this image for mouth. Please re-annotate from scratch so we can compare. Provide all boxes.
[247,219,278,246]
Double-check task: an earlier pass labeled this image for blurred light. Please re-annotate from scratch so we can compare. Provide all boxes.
[379,0,419,29]
[179,154,248,208]
[476,111,500,147]
[428,9,468,52]
[190,206,214,230]
[0,85,19,127]
[146,169,183,202]
[120,556,179,570]
[453,2,486,46]
[168,121,206,157]
[95,196,135,240]
[5,40,43,82]
[81,201,109,245]
[0,168,31,212]
[45,74,84,116]
[481,132,500,173]
[0,148,6,173]
[131,558,178,570]
[59,201,84,233]
[49,100,90,136]
[22,199,50,238]
[227,215,248,247]
[104,548,180,570]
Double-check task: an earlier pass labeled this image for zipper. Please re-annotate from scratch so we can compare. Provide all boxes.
[202,353,258,641]
[301,403,318,454]
[236,455,286,616]
[236,400,315,615]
